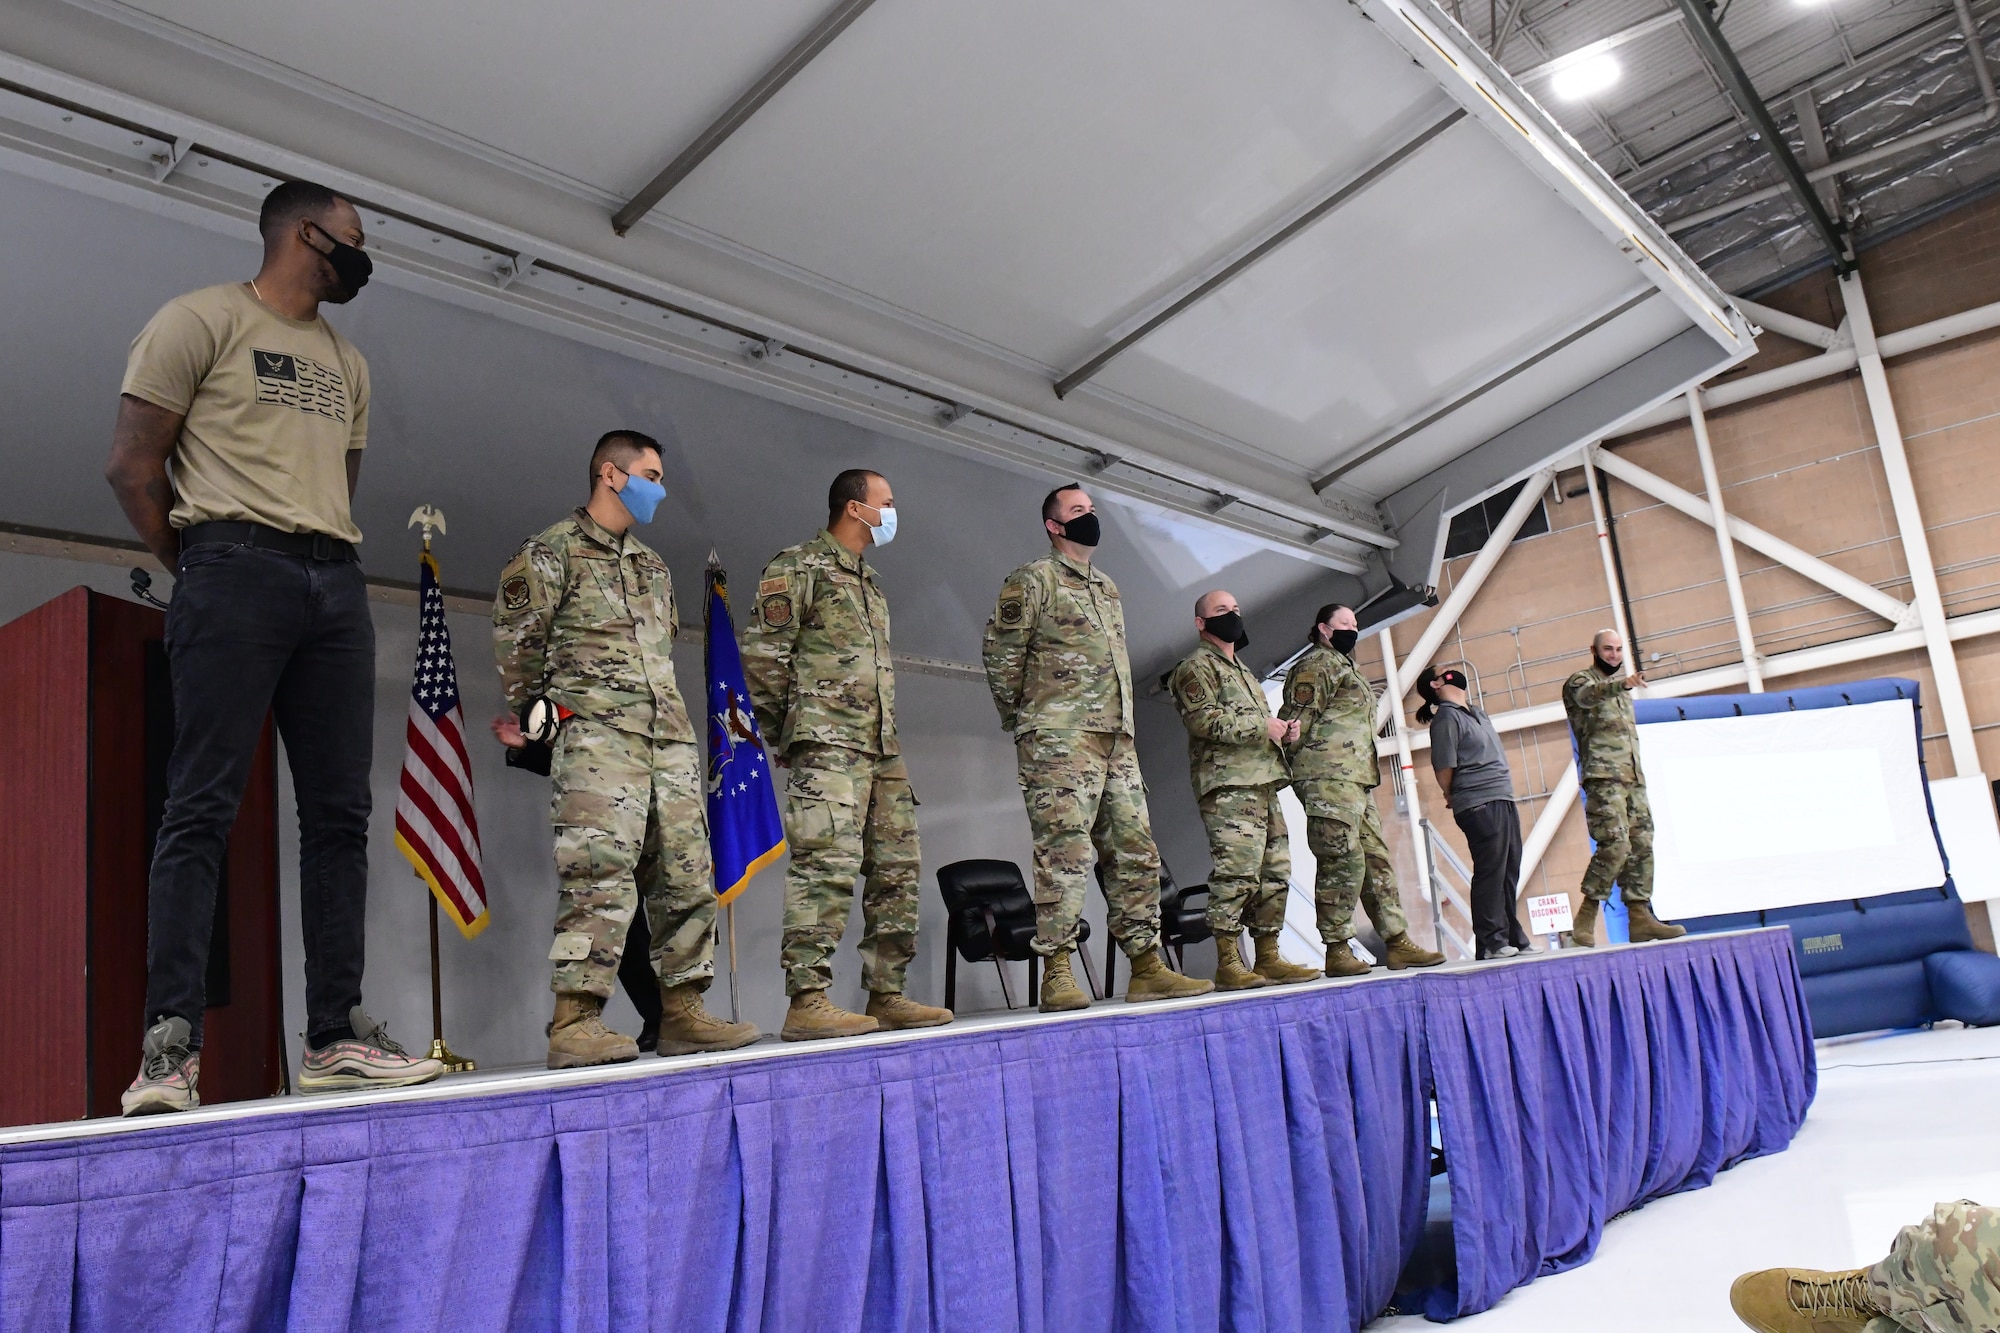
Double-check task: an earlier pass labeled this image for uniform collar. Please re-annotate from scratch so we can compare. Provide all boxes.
[1051,549,1101,583]
[814,528,869,576]
[571,506,630,555]
[1197,638,1245,670]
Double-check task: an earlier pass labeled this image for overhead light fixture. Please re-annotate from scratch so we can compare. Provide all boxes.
[1550,53,1622,101]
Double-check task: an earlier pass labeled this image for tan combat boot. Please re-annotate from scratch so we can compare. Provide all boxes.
[781,990,879,1042]
[547,993,640,1069]
[1728,1267,1881,1333]
[654,982,760,1056]
[867,991,954,1030]
[1213,935,1270,991]
[1125,949,1215,1002]
[1383,933,1446,970]
[1036,952,1091,1013]
[1322,939,1372,978]
[1569,897,1601,948]
[1253,935,1320,984]
[1627,900,1688,943]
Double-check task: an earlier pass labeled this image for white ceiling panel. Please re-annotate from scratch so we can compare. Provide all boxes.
[1325,291,1692,497]
[1085,119,1647,487]
[104,0,826,193]
[652,0,1450,366]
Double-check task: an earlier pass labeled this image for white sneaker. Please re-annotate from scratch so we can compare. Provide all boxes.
[296,1007,444,1094]
[121,1016,201,1116]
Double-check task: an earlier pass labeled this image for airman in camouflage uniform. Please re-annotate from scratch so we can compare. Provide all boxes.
[741,469,951,1039]
[982,483,1211,1011]
[1168,591,1318,989]
[1730,1199,2000,1333]
[1560,629,1684,946]
[1279,605,1443,974]
[494,430,756,1067]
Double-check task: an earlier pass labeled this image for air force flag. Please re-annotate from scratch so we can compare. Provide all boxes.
[705,558,786,905]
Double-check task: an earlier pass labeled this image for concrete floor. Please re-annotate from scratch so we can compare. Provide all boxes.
[1377,1022,2000,1330]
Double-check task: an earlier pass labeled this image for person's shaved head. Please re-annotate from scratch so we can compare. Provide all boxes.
[1592,628,1620,650]
[1195,589,1232,619]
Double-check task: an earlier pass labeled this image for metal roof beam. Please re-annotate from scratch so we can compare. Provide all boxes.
[610,0,875,236]
[1515,11,1684,83]
[1670,0,1853,272]
[1051,107,1467,399]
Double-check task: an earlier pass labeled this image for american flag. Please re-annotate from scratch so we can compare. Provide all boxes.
[393,550,489,936]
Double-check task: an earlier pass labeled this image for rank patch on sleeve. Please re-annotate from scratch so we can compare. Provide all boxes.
[998,597,1024,627]
[759,577,789,596]
[1291,681,1316,707]
[761,594,793,628]
[501,575,531,611]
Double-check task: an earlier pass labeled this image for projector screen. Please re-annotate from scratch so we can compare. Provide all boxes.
[1643,698,1945,919]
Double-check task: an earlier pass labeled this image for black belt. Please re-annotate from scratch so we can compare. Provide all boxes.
[179,521,358,562]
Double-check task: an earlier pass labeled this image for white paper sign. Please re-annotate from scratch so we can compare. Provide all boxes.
[1527,893,1574,935]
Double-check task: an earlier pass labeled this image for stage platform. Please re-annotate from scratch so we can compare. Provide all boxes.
[0,930,1814,1331]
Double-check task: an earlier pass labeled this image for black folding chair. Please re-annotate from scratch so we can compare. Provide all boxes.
[937,859,1102,1011]
[1096,862,1212,992]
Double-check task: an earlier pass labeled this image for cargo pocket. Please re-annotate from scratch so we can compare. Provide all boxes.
[784,768,856,851]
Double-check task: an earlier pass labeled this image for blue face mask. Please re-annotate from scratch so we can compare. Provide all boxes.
[615,469,666,524]
[859,502,897,547]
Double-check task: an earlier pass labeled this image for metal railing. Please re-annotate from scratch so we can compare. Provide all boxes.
[1421,819,1479,961]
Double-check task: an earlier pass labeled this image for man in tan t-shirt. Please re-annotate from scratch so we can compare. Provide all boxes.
[106,179,440,1115]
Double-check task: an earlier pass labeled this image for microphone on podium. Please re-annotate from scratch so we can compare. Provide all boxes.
[129,567,170,609]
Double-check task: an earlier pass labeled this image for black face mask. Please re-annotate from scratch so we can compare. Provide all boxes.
[1328,628,1359,657]
[309,222,373,301]
[1594,653,1618,675]
[1203,610,1247,649]
[1055,511,1101,547]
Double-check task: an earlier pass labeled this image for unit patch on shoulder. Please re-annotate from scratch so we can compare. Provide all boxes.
[1182,673,1210,706]
[1291,681,1316,708]
[759,577,789,597]
[998,597,1024,627]
[502,575,531,611]
[761,594,794,628]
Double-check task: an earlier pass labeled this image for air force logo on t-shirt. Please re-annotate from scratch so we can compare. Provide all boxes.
[253,348,347,423]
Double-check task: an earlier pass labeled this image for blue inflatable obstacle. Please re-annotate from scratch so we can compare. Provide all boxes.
[1645,679,2000,1038]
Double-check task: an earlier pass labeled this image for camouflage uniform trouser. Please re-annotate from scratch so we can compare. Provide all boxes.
[1015,729,1162,959]
[1301,780,1408,943]
[1197,782,1290,938]
[548,719,715,997]
[1865,1200,2000,1333]
[1581,779,1654,903]
[780,743,920,997]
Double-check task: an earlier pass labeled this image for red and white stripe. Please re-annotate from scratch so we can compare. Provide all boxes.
[395,697,487,930]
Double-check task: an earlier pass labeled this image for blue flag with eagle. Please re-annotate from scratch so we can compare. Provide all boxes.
[705,557,786,904]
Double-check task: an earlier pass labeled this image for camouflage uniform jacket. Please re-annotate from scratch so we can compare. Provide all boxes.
[982,550,1133,736]
[741,530,897,756]
[1279,643,1381,802]
[1562,666,1644,784]
[1169,640,1288,797]
[491,507,692,743]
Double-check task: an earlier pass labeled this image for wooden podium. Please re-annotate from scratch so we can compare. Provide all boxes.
[0,587,283,1126]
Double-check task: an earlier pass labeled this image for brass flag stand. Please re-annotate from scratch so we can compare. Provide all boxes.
[426,898,475,1073]
[410,505,475,1074]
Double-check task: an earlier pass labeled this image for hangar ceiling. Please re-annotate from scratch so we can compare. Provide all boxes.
[0,0,1751,609]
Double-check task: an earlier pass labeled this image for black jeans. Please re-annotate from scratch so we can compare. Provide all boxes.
[145,541,375,1048]
[1453,799,1531,958]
